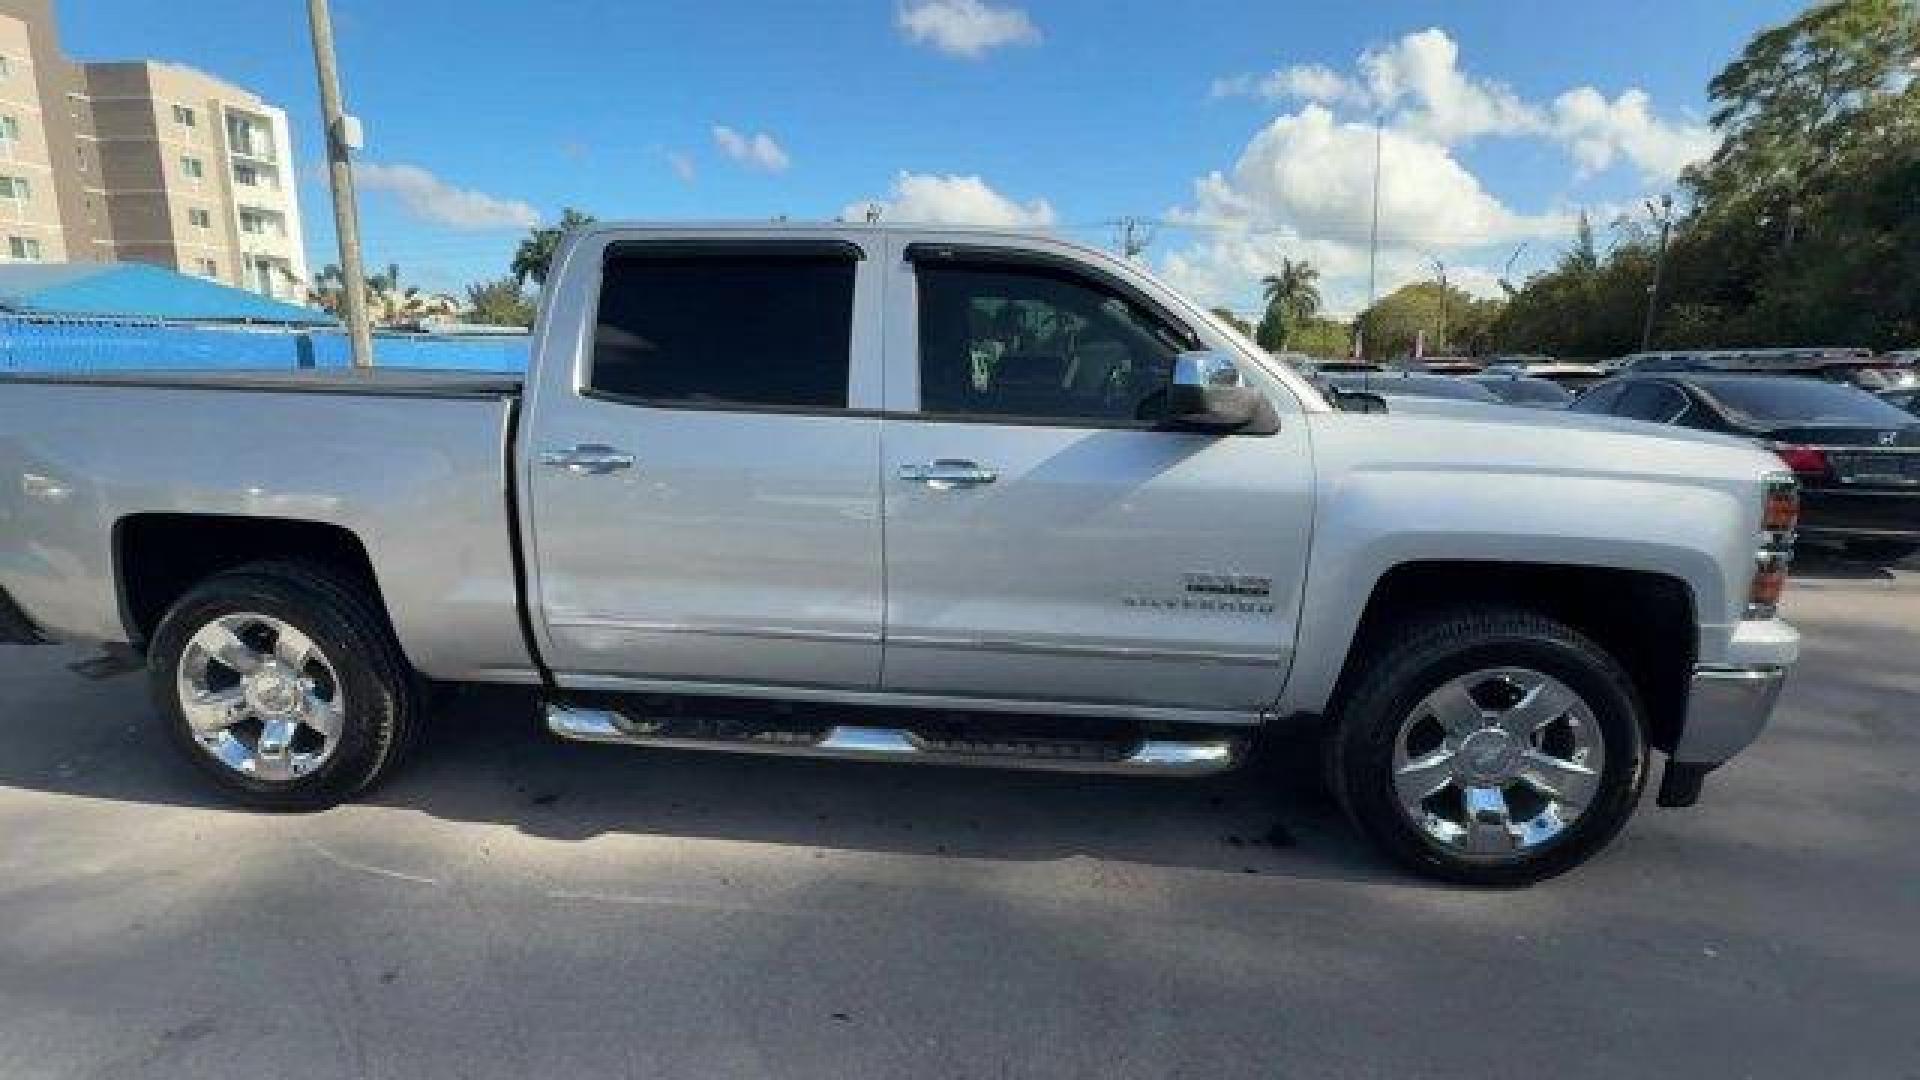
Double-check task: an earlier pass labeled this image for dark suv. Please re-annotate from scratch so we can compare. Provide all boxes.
[1571,374,1920,562]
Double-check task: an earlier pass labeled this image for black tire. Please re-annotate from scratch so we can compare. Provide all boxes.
[1844,538,1920,565]
[1327,606,1648,886]
[148,560,421,811]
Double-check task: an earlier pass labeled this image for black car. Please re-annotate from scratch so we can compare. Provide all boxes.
[1469,373,1574,409]
[1571,374,1920,561]
[1327,371,1504,404]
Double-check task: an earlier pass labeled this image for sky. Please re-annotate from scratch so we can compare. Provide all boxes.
[62,0,1810,318]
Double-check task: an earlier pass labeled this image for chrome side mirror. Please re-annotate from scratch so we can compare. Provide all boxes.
[1167,350,1275,433]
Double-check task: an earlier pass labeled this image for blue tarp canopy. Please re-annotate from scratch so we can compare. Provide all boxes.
[0,262,335,326]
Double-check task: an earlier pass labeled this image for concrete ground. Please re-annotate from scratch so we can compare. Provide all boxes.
[1,555,1915,1080]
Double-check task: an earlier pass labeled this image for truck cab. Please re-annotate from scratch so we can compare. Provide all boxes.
[523,225,1315,722]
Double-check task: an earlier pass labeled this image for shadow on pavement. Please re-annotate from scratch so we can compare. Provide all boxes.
[0,647,1407,886]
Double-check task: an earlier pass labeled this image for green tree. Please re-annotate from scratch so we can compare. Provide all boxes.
[511,208,597,288]
[465,277,537,327]
[1357,281,1502,360]
[1671,0,1920,347]
[1489,1,1920,354]
[1256,258,1322,351]
[1492,215,1657,357]
[1289,316,1354,359]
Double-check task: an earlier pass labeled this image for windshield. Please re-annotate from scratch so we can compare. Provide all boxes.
[1704,378,1920,428]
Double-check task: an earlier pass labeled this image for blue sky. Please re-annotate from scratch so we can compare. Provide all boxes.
[63,0,1807,315]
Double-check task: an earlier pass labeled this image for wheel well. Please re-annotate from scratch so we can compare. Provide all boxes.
[114,514,385,649]
[1336,561,1697,754]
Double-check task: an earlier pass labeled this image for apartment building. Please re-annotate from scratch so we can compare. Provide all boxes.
[0,0,308,300]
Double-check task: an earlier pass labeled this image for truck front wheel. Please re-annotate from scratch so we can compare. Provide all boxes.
[1328,607,1648,886]
[147,561,421,811]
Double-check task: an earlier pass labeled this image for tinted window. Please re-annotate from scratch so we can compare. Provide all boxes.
[1701,378,1919,428]
[916,263,1186,424]
[1616,383,1689,423]
[592,245,856,409]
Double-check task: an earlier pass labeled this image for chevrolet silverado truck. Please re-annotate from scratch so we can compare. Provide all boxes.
[0,225,1801,884]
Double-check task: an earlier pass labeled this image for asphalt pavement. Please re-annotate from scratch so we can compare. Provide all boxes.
[1,554,1915,1079]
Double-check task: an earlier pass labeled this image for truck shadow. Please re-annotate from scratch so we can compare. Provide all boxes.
[0,648,1410,886]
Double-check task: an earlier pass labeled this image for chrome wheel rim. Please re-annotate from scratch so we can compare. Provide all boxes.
[176,612,345,783]
[1391,667,1606,861]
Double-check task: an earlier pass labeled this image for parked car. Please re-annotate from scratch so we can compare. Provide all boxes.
[1327,370,1505,404]
[0,224,1801,885]
[1469,373,1575,409]
[1619,347,1873,373]
[1571,373,1920,562]
[1881,387,1920,417]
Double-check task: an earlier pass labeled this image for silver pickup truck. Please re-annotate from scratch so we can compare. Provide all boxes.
[0,225,1801,883]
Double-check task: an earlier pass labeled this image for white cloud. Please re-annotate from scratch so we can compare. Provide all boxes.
[1212,29,1537,144]
[845,172,1055,229]
[1158,105,1573,316]
[1211,63,1354,104]
[711,126,791,173]
[1549,87,1716,182]
[897,0,1039,58]
[666,150,697,183]
[355,162,540,231]
[1182,28,1718,318]
[1210,28,1712,174]
[1356,28,1540,144]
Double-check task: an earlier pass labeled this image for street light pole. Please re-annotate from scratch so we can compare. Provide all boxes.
[307,0,374,369]
[1430,256,1448,355]
[1640,193,1674,353]
[1355,114,1383,360]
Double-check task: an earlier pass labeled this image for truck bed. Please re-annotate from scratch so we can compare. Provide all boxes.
[0,371,536,683]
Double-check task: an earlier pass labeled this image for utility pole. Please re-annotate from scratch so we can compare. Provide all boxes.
[1356,114,1384,361]
[1639,192,1674,352]
[307,0,374,369]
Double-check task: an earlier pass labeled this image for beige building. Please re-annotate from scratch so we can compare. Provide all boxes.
[0,0,308,300]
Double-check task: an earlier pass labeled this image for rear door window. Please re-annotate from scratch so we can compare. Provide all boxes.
[592,243,858,410]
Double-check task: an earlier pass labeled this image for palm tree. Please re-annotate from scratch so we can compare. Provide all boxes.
[1258,258,1322,351]
[512,208,597,288]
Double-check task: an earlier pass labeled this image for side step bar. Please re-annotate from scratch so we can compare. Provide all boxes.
[545,705,1244,777]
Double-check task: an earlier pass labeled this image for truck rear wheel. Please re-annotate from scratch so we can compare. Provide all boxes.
[1327,607,1647,886]
[147,560,420,811]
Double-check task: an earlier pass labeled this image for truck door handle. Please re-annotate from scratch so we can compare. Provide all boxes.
[899,459,998,490]
[541,444,635,476]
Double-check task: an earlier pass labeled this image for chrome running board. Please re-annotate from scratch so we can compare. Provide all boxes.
[545,704,1243,777]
